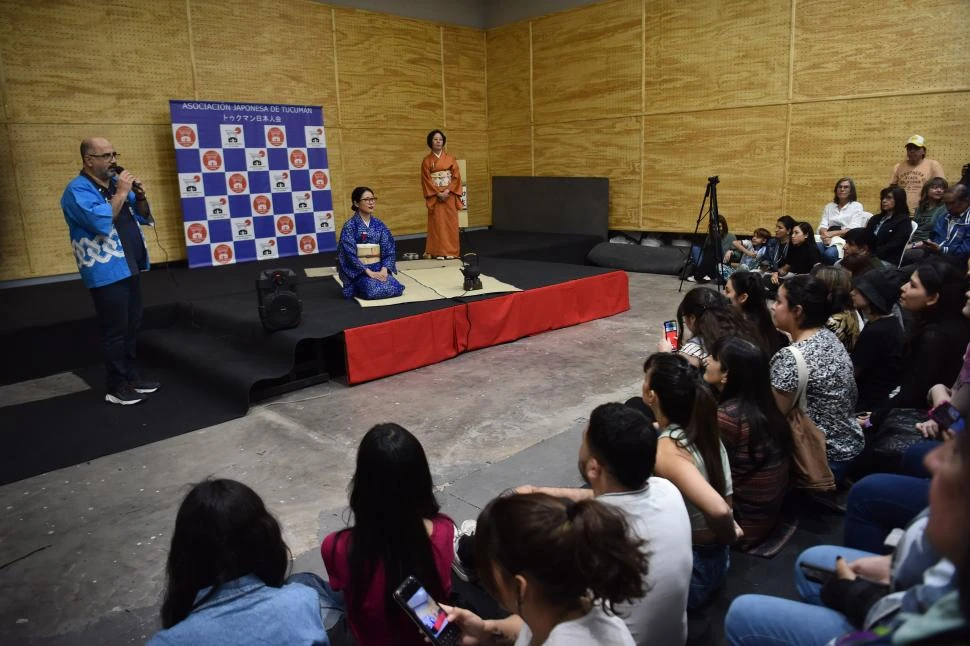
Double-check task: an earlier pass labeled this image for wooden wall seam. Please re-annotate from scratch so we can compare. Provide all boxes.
[185,0,200,100]
[331,7,342,126]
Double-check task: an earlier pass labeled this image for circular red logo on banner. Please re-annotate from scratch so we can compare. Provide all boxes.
[290,150,307,168]
[312,171,328,189]
[300,235,317,253]
[267,127,285,146]
[175,126,196,147]
[202,150,222,170]
[276,216,294,235]
[187,222,208,244]
[228,173,247,193]
[252,195,271,214]
[213,244,233,264]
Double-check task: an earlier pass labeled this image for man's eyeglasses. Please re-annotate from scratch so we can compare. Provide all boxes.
[86,152,120,160]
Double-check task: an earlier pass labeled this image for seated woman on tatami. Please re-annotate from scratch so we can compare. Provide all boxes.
[337,186,405,300]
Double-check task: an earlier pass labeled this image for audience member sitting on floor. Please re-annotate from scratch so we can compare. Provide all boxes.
[811,265,861,352]
[850,269,905,413]
[688,214,736,283]
[643,352,739,609]
[817,177,868,266]
[704,337,792,551]
[767,221,822,290]
[908,183,970,264]
[770,275,863,484]
[441,493,646,645]
[148,479,333,646]
[321,423,453,646]
[910,177,949,245]
[763,215,796,272]
[657,286,760,365]
[336,186,405,300]
[863,258,970,438]
[725,272,788,356]
[865,186,912,266]
[514,402,692,645]
[726,431,970,645]
[840,227,885,277]
[725,227,771,275]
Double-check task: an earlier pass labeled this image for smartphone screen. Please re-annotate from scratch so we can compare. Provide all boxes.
[930,402,965,433]
[393,577,460,645]
[663,320,678,351]
[799,562,835,585]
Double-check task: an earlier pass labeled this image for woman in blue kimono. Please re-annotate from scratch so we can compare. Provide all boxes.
[337,186,404,300]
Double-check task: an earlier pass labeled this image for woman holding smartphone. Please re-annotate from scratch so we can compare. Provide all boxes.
[322,423,454,646]
[438,493,645,645]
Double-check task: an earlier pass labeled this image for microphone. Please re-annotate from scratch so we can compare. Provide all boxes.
[112,165,143,192]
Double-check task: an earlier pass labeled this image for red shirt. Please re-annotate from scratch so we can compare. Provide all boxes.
[321,515,454,646]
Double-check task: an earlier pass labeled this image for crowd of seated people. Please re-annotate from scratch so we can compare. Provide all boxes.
[144,156,970,645]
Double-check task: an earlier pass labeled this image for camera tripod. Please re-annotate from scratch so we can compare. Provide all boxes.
[678,176,724,293]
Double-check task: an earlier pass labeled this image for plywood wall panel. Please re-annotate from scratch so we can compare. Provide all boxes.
[443,27,488,130]
[334,9,443,129]
[338,128,429,234]
[643,0,790,113]
[488,126,533,177]
[0,0,194,124]
[532,0,641,124]
[189,0,338,123]
[0,125,31,280]
[446,130,490,227]
[9,125,188,276]
[793,0,970,100]
[786,92,970,221]
[485,23,532,128]
[642,106,789,234]
[534,118,641,229]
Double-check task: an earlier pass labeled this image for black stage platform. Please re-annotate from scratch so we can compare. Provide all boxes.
[0,229,606,485]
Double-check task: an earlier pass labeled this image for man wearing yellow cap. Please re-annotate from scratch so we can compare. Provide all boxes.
[889,134,945,212]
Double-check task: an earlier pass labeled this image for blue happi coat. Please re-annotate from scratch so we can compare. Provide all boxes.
[336,212,404,300]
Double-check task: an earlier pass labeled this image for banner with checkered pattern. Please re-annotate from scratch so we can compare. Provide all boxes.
[169,100,336,269]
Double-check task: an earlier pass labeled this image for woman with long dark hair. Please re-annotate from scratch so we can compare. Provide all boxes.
[867,258,970,431]
[659,286,761,365]
[322,423,454,646]
[725,271,788,355]
[150,479,330,645]
[705,337,791,549]
[770,275,862,484]
[769,222,822,289]
[644,352,738,609]
[441,493,645,645]
[865,186,912,265]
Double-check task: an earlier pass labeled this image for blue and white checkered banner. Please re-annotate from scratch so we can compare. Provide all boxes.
[169,100,336,269]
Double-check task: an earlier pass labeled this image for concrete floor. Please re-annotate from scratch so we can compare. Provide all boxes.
[0,271,694,645]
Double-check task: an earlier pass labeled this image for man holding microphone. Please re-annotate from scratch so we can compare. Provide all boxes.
[61,137,158,405]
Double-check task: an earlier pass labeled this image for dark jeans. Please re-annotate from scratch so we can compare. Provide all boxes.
[843,473,929,553]
[89,274,142,391]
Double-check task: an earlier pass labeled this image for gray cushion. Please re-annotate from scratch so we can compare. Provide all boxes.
[586,242,687,275]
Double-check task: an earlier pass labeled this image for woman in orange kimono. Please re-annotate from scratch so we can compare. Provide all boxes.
[421,130,462,259]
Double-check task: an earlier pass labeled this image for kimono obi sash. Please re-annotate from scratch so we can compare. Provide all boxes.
[430,169,452,189]
[357,243,380,261]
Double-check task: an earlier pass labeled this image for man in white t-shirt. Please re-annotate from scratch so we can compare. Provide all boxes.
[889,134,946,213]
[517,403,693,646]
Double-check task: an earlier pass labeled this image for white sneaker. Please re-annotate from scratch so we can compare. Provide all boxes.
[686,275,696,282]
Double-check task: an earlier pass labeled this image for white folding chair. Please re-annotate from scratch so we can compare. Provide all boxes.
[898,220,919,267]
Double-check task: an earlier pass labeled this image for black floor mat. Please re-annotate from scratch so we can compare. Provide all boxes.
[0,363,241,486]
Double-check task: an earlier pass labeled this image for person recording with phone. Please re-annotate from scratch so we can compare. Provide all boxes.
[61,137,159,405]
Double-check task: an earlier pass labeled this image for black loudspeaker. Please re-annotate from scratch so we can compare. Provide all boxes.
[256,268,302,331]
